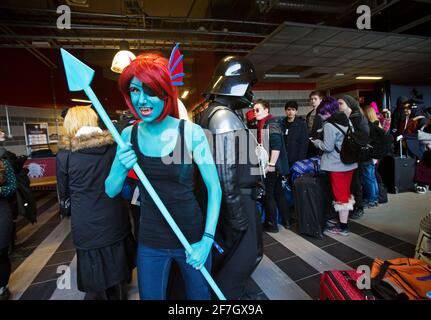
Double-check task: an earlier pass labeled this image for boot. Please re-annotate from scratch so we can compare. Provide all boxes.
[0,286,11,300]
[105,282,128,300]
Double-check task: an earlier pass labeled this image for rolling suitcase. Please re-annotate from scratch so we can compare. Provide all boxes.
[293,161,332,239]
[378,138,416,194]
[320,270,374,300]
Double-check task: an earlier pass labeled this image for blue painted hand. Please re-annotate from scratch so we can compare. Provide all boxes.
[185,237,214,270]
[118,142,138,170]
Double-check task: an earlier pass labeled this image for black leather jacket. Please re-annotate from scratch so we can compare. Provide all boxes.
[197,101,260,231]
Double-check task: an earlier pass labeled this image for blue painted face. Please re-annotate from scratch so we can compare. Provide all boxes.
[129,77,164,122]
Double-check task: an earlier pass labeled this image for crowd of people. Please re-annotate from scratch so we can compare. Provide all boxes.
[248,91,431,236]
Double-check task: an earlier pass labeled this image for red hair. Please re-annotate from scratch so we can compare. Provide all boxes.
[119,52,179,121]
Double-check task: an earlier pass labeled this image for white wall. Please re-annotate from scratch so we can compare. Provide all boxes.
[252,90,313,117]
[330,90,359,100]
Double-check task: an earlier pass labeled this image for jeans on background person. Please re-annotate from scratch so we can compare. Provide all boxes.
[136,244,212,300]
[362,162,379,205]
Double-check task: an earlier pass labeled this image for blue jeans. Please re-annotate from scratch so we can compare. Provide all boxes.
[361,163,379,203]
[137,244,212,300]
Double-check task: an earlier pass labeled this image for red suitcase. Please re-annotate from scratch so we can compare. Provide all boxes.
[319,270,375,300]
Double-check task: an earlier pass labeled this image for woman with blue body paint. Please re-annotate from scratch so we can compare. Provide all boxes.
[105,53,222,300]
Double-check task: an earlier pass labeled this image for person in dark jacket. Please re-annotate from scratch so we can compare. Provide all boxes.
[254,100,290,232]
[280,100,309,168]
[338,95,370,218]
[56,106,136,300]
[0,157,16,300]
[306,91,324,157]
[391,96,409,136]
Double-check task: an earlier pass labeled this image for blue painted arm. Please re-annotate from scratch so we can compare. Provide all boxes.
[105,126,137,198]
[184,122,222,269]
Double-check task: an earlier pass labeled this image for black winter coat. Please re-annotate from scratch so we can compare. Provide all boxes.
[56,131,131,250]
[262,118,290,176]
[349,111,370,141]
[278,116,309,166]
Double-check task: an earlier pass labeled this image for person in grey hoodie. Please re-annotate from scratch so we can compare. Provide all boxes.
[311,97,358,236]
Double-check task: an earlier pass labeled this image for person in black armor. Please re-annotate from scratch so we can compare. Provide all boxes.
[195,56,263,300]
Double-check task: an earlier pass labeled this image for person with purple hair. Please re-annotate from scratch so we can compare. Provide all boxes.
[310,97,358,236]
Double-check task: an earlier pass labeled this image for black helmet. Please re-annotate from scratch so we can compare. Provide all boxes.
[204,56,257,97]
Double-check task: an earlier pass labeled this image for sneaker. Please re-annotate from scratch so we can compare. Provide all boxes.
[415,186,427,194]
[350,208,364,220]
[0,286,10,300]
[363,201,378,209]
[324,226,350,236]
[339,228,350,236]
[280,221,291,230]
[324,225,341,235]
[263,222,279,233]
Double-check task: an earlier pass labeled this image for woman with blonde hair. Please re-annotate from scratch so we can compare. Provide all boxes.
[361,105,383,208]
[363,105,380,125]
[56,106,135,300]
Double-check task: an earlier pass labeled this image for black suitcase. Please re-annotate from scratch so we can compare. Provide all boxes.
[378,139,416,194]
[293,162,332,239]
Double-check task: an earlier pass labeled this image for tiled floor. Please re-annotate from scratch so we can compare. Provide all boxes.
[7,190,430,300]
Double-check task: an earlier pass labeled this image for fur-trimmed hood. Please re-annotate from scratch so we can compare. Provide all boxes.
[58,130,115,152]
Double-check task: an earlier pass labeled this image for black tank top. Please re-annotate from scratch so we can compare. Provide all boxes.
[131,120,204,249]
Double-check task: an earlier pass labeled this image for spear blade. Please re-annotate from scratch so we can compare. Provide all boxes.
[60,48,95,92]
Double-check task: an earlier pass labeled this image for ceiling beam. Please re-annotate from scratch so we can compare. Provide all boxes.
[0,21,269,38]
[0,43,250,53]
[392,14,431,33]
[0,7,278,27]
[0,34,258,47]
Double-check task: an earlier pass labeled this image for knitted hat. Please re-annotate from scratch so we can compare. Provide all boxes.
[341,95,360,112]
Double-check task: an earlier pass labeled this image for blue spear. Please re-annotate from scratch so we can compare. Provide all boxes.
[60,48,226,300]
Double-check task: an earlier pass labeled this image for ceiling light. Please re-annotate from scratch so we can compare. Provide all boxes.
[264,73,300,79]
[335,73,345,76]
[356,76,383,80]
[181,90,190,99]
[66,0,89,7]
[111,40,136,74]
[71,98,91,103]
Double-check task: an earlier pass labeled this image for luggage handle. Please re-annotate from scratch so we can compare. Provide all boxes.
[312,160,320,177]
[399,137,404,158]
[399,136,410,158]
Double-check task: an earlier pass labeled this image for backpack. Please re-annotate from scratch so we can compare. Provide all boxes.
[331,123,373,164]
[369,121,394,159]
[371,258,431,300]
